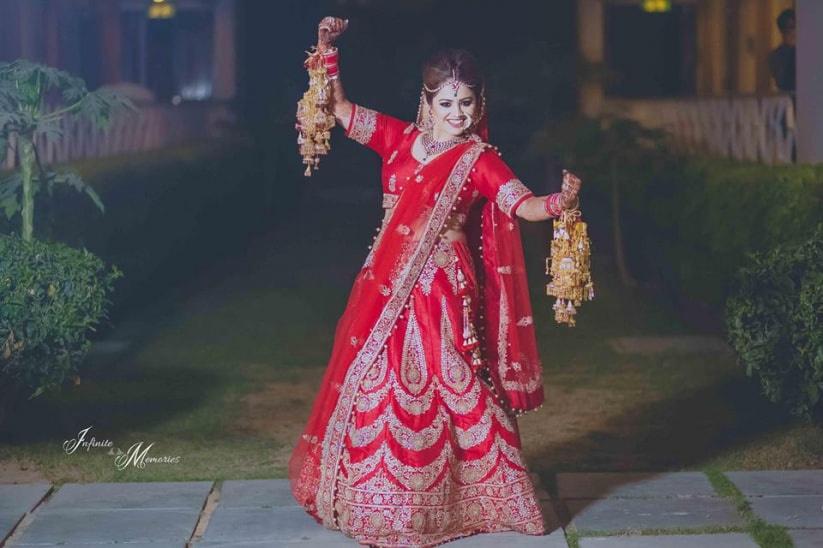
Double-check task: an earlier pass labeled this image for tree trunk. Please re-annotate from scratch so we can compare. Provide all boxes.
[19,135,35,242]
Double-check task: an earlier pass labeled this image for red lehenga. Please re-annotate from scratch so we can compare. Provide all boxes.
[289,103,547,547]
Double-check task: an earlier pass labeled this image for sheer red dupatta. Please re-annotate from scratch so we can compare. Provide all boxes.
[468,114,544,413]
[289,139,486,526]
[468,199,544,413]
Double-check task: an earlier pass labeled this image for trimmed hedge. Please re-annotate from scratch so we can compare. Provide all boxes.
[0,233,122,400]
[726,224,823,420]
[536,117,823,308]
[635,158,823,306]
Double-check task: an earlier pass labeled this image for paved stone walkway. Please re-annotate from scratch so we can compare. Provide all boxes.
[2,471,822,546]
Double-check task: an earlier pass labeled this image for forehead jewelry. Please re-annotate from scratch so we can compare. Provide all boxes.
[423,68,476,98]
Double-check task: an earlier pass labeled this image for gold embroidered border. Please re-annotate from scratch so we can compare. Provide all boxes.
[496,179,532,217]
[381,193,399,209]
[348,104,378,145]
[315,143,487,526]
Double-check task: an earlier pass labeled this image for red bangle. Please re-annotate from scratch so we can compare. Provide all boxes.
[544,193,563,217]
[322,47,339,79]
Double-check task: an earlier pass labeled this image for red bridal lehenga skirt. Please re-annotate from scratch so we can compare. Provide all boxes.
[331,236,546,547]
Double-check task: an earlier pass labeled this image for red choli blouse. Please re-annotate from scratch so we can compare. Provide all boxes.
[344,104,534,220]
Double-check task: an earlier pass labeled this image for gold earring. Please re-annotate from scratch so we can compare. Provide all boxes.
[415,88,426,128]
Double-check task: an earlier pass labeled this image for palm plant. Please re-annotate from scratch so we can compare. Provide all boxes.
[0,60,135,241]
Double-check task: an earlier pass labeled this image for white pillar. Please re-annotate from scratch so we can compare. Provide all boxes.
[577,0,605,117]
[212,0,236,100]
[796,0,823,163]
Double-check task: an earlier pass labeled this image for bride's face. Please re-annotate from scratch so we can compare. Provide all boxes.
[430,82,477,139]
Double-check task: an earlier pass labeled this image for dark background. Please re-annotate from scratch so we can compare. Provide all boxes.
[237,0,579,196]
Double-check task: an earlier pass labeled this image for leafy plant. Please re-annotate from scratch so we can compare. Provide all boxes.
[0,59,134,241]
[0,233,123,406]
[726,224,823,421]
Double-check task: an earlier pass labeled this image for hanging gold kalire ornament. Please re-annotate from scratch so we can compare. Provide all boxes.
[546,200,595,326]
[296,48,335,176]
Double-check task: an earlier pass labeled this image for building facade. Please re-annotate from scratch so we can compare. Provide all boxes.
[0,0,238,166]
[577,0,822,164]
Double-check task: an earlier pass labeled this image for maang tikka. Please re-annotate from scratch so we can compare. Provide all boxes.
[415,68,486,134]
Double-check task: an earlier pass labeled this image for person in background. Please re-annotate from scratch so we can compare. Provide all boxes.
[768,8,796,93]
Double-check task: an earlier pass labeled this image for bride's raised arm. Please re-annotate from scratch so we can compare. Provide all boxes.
[316,17,353,128]
[316,16,408,159]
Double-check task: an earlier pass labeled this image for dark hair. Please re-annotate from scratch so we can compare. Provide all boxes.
[777,9,795,32]
[421,49,484,103]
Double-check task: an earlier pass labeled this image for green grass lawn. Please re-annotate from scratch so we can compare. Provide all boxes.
[1,192,820,485]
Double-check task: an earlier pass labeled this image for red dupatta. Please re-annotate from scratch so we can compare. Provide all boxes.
[289,123,544,526]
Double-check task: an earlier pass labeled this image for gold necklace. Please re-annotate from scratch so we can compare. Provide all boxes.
[420,131,468,162]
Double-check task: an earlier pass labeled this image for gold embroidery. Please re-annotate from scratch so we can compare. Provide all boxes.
[437,376,481,415]
[315,144,485,526]
[440,296,472,393]
[361,350,389,392]
[418,239,459,296]
[400,308,428,395]
[391,370,436,415]
[382,193,399,209]
[495,179,532,216]
[348,105,378,145]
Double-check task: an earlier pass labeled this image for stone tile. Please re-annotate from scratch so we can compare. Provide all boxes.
[449,529,569,547]
[1,512,24,541]
[557,473,716,499]
[566,497,744,532]
[726,470,823,496]
[579,533,757,547]
[608,336,732,356]
[789,529,823,548]
[11,508,200,544]
[197,540,356,547]
[0,483,52,513]
[11,543,181,548]
[218,479,295,508]
[45,481,213,510]
[0,483,52,539]
[200,506,348,543]
[747,495,823,528]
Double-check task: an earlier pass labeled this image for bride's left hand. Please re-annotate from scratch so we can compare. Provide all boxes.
[560,169,582,209]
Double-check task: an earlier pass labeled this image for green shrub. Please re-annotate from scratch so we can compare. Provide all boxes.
[533,116,823,306]
[726,224,823,421]
[0,233,122,399]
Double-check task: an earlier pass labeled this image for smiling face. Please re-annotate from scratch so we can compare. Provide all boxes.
[429,82,478,140]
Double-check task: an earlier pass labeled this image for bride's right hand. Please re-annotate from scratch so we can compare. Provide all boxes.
[318,16,349,50]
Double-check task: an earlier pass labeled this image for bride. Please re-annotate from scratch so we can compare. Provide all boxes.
[290,16,582,547]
